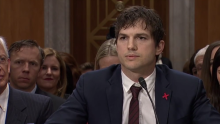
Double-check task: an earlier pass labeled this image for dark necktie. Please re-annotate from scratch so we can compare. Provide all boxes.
[129,85,142,124]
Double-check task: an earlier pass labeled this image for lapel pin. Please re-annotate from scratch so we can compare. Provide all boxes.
[162,93,169,100]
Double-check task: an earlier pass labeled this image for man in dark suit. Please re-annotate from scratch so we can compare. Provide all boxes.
[45,6,220,124]
[0,37,52,124]
[8,39,65,112]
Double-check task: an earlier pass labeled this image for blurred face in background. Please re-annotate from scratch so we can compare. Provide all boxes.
[210,46,220,75]
[0,44,10,94]
[217,66,220,85]
[37,55,60,94]
[98,56,120,69]
[195,55,204,79]
[10,47,41,92]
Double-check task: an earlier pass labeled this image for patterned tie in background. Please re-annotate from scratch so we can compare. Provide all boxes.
[129,86,142,124]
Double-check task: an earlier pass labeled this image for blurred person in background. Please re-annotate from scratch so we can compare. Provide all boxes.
[202,41,220,93]
[209,47,220,112]
[59,52,81,91]
[80,62,94,74]
[194,45,209,78]
[94,38,119,70]
[9,40,65,112]
[37,48,67,98]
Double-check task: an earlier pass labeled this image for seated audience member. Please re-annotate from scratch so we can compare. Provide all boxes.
[95,38,119,70]
[0,37,52,124]
[64,64,74,98]
[189,49,200,76]
[202,41,220,93]
[182,60,190,74]
[37,48,67,98]
[210,47,220,112]
[80,62,94,74]
[45,6,220,124]
[8,40,65,112]
[156,54,173,69]
[106,25,115,40]
[194,45,209,78]
[59,52,81,91]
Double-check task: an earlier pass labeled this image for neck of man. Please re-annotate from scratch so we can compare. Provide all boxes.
[0,83,7,95]
[10,82,35,92]
[121,64,155,83]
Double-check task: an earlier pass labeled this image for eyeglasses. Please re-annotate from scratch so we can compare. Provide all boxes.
[0,56,7,64]
[192,67,197,75]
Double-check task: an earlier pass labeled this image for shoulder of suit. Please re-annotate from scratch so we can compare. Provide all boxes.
[46,93,65,102]
[82,64,120,78]
[11,88,51,103]
[156,64,201,84]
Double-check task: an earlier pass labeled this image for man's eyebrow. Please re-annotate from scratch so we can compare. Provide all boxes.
[0,54,7,57]
[118,33,127,36]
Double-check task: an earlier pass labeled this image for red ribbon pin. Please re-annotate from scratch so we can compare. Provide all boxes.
[162,93,169,100]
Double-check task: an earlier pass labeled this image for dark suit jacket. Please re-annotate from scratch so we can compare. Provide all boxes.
[35,87,65,112]
[45,65,220,124]
[6,87,52,124]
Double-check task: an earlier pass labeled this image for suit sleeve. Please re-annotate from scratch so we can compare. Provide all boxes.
[45,75,88,124]
[193,79,220,124]
[36,97,53,124]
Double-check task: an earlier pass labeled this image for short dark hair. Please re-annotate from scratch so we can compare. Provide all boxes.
[8,40,45,65]
[80,62,94,71]
[115,6,164,46]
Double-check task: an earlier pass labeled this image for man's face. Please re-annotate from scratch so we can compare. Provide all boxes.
[195,55,204,79]
[0,44,10,94]
[116,21,164,79]
[10,47,41,92]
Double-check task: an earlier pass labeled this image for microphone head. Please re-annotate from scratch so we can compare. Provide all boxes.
[138,77,147,89]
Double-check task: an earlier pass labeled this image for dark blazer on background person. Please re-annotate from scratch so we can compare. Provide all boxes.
[35,87,65,112]
[45,64,220,124]
[161,57,173,69]
[6,86,52,124]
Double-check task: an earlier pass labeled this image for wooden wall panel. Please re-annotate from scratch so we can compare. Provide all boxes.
[195,0,220,50]
[70,0,169,65]
[0,0,44,48]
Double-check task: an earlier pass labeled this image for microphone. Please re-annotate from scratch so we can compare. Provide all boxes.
[138,77,159,124]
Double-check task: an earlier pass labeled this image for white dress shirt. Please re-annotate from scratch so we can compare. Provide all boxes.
[0,84,9,124]
[122,69,156,124]
[31,84,37,93]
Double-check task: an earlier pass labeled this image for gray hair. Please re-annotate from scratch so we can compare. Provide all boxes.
[194,45,209,64]
[0,37,9,58]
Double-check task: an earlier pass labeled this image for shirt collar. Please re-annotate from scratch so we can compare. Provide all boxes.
[121,68,156,93]
[0,83,9,112]
[31,85,37,93]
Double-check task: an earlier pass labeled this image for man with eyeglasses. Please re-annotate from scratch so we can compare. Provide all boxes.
[0,37,52,124]
[194,45,209,78]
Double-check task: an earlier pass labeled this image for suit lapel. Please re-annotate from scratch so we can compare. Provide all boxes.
[155,66,172,124]
[6,87,27,124]
[106,65,123,124]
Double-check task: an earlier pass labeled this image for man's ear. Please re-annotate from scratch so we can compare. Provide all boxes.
[156,40,165,55]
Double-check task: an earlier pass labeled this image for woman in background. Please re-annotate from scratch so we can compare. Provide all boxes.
[95,38,119,70]
[201,41,220,93]
[37,48,67,98]
[59,52,82,91]
[209,47,220,112]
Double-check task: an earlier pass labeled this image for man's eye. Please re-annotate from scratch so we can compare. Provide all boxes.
[30,62,36,66]
[119,37,126,40]
[15,61,21,64]
[139,37,146,40]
